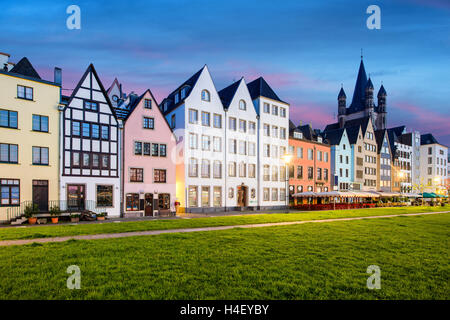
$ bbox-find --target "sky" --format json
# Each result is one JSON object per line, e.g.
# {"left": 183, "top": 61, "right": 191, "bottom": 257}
{"left": 1, "top": 0, "right": 449, "bottom": 146}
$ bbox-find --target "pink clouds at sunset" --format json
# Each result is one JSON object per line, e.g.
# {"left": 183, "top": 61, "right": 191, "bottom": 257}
{"left": 289, "top": 100, "right": 335, "bottom": 129}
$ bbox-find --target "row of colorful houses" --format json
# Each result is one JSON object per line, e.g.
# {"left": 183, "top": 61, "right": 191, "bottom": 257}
{"left": 0, "top": 53, "right": 448, "bottom": 221}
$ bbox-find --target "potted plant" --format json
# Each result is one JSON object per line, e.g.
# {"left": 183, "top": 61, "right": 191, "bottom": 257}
{"left": 70, "top": 213, "right": 80, "bottom": 223}
{"left": 97, "top": 212, "right": 107, "bottom": 221}
{"left": 24, "top": 204, "right": 38, "bottom": 225}
{"left": 49, "top": 205, "right": 61, "bottom": 224}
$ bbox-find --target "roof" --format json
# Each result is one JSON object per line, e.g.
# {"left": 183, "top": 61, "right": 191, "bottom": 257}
{"left": 375, "top": 129, "right": 387, "bottom": 153}
{"left": 114, "top": 93, "right": 142, "bottom": 120}
{"left": 377, "top": 84, "right": 386, "bottom": 97}
{"left": 9, "top": 57, "right": 41, "bottom": 79}
{"left": 160, "top": 66, "right": 204, "bottom": 115}
{"left": 389, "top": 125, "right": 405, "bottom": 137}
{"left": 218, "top": 78, "right": 242, "bottom": 108}
{"left": 348, "top": 59, "right": 368, "bottom": 113}
{"left": 324, "top": 116, "right": 371, "bottom": 137}
{"left": 291, "top": 124, "right": 328, "bottom": 144}
{"left": 345, "top": 125, "right": 361, "bottom": 145}
{"left": 386, "top": 128, "right": 399, "bottom": 157}
{"left": 247, "top": 77, "right": 287, "bottom": 104}
{"left": 322, "top": 128, "right": 345, "bottom": 145}
{"left": 366, "top": 77, "right": 373, "bottom": 89}
{"left": 420, "top": 133, "right": 440, "bottom": 146}
{"left": 338, "top": 87, "right": 346, "bottom": 99}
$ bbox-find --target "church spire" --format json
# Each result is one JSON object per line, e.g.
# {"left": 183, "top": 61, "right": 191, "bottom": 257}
{"left": 350, "top": 57, "right": 368, "bottom": 112}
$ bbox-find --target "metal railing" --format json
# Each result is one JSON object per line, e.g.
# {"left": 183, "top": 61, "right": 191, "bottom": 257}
{"left": 5, "top": 200, "right": 102, "bottom": 223}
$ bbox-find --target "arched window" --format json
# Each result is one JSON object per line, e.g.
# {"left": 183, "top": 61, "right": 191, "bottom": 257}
{"left": 201, "top": 90, "right": 210, "bottom": 102}
{"left": 239, "top": 99, "right": 246, "bottom": 110}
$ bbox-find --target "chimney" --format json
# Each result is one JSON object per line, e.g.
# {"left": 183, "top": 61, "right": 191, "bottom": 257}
{"left": 299, "top": 120, "right": 302, "bottom": 126}
{"left": 54, "top": 67, "right": 62, "bottom": 85}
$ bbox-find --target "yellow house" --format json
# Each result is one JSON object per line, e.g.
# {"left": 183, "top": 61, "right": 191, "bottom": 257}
{"left": 0, "top": 55, "right": 62, "bottom": 222}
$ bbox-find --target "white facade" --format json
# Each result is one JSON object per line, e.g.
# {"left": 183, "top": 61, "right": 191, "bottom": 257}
{"left": 253, "top": 97, "right": 290, "bottom": 209}
{"left": 221, "top": 79, "right": 258, "bottom": 209}
{"left": 420, "top": 142, "right": 448, "bottom": 193}
{"left": 394, "top": 141, "right": 412, "bottom": 193}
{"left": 164, "top": 66, "right": 226, "bottom": 212}
{"left": 60, "top": 65, "right": 121, "bottom": 217}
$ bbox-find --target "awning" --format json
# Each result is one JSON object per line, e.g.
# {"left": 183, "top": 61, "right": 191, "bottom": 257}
{"left": 292, "top": 192, "right": 317, "bottom": 197}
{"left": 401, "top": 193, "right": 421, "bottom": 198}
{"left": 376, "top": 192, "right": 402, "bottom": 197}
{"left": 421, "top": 193, "right": 437, "bottom": 198}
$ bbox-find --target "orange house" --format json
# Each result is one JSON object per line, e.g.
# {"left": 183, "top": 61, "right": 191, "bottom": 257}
{"left": 288, "top": 123, "right": 331, "bottom": 204}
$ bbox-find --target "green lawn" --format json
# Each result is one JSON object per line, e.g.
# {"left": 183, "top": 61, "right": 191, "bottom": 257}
{"left": 0, "top": 212, "right": 448, "bottom": 299}
{"left": 0, "top": 205, "right": 448, "bottom": 241}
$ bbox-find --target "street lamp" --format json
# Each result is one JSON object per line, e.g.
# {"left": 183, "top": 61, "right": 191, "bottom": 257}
{"left": 434, "top": 176, "right": 441, "bottom": 194}
{"left": 282, "top": 153, "right": 293, "bottom": 213}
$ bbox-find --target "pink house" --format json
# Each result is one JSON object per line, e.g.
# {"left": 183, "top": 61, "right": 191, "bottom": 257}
{"left": 120, "top": 89, "right": 176, "bottom": 217}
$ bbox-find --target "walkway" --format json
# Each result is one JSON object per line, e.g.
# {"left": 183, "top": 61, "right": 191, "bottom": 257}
{"left": 0, "top": 210, "right": 447, "bottom": 247}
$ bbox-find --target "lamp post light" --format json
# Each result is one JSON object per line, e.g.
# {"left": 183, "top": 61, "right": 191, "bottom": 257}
{"left": 282, "top": 153, "right": 293, "bottom": 213}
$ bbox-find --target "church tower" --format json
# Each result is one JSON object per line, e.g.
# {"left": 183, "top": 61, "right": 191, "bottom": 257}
{"left": 376, "top": 84, "right": 387, "bottom": 129}
{"left": 338, "top": 87, "right": 346, "bottom": 128}
{"left": 364, "top": 77, "right": 374, "bottom": 118}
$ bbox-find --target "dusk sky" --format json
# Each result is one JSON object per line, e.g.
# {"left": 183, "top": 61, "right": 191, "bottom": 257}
{"left": 1, "top": 0, "right": 449, "bottom": 146}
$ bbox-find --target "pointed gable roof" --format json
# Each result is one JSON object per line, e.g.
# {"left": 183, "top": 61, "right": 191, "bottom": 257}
{"left": 346, "top": 125, "right": 361, "bottom": 145}
{"left": 323, "top": 128, "right": 346, "bottom": 146}
{"left": 375, "top": 129, "right": 388, "bottom": 154}
{"left": 65, "top": 64, "right": 118, "bottom": 120}
{"left": 377, "top": 84, "right": 386, "bottom": 97}
{"left": 247, "top": 77, "right": 287, "bottom": 104}
{"left": 338, "top": 87, "right": 346, "bottom": 99}
{"left": 348, "top": 59, "right": 368, "bottom": 113}
{"left": 218, "top": 78, "right": 242, "bottom": 109}
{"left": 160, "top": 66, "right": 204, "bottom": 115}
{"left": 10, "top": 57, "right": 41, "bottom": 79}
{"left": 107, "top": 78, "right": 122, "bottom": 96}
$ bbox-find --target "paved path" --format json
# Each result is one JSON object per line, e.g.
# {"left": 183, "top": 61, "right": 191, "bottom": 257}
{"left": 0, "top": 211, "right": 448, "bottom": 247}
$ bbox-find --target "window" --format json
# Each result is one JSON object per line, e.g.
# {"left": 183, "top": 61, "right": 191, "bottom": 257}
{"left": 213, "top": 114, "right": 222, "bottom": 128}
{"left": 181, "top": 87, "right": 188, "bottom": 99}
{"left": 271, "top": 188, "right": 278, "bottom": 201}
{"left": 213, "top": 161, "right": 222, "bottom": 178}
{"left": 188, "top": 186, "right": 198, "bottom": 207}
{"left": 202, "top": 135, "right": 211, "bottom": 151}
{"left": 308, "top": 167, "right": 313, "bottom": 179}
{"left": 239, "top": 100, "right": 246, "bottom": 110}
{"left": 263, "top": 103, "right": 270, "bottom": 113}
{"left": 174, "top": 93, "right": 179, "bottom": 104}
{"left": 189, "top": 158, "right": 198, "bottom": 177}
{"left": 0, "top": 110, "right": 18, "bottom": 129}
{"left": 72, "top": 121, "right": 81, "bottom": 136}
{"left": 201, "top": 90, "right": 210, "bottom": 102}
{"left": 134, "top": 142, "right": 142, "bottom": 155}
{"left": 280, "top": 165, "right": 286, "bottom": 181}
{"left": 154, "top": 169, "right": 167, "bottom": 183}
{"left": 213, "top": 187, "right": 222, "bottom": 207}
{"left": 263, "top": 144, "right": 270, "bottom": 157}
{"left": 324, "top": 152, "right": 328, "bottom": 162}
{"left": 201, "top": 112, "right": 210, "bottom": 126}
{"left": 289, "top": 165, "right": 294, "bottom": 178}
{"left": 96, "top": 185, "right": 113, "bottom": 207}
{"left": 263, "top": 165, "right": 270, "bottom": 181}
{"left": 228, "top": 162, "right": 236, "bottom": 177}
{"left": 272, "top": 105, "right": 278, "bottom": 116}
{"left": 83, "top": 153, "right": 90, "bottom": 167}
{"left": 280, "top": 107, "right": 286, "bottom": 118}
{"left": 160, "top": 144, "right": 167, "bottom": 157}
{"left": 144, "top": 99, "right": 152, "bottom": 109}
{"left": 307, "top": 149, "right": 313, "bottom": 160}
{"left": 280, "top": 188, "right": 286, "bottom": 201}
{"left": 239, "top": 141, "right": 246, "bottom": 155}
{"left": 102, "top": 155, "right": 109, "bottom": 168}
{"left": 151, "top": 143, "right": 159, "bottom": 157}
{"left": 294, "top": 132, "right": 303, "bottom": 139}
{"left": 92, "top": 154, "right": 100, "bottom": 168}
{"left": 249, "top": 122, "right": 256, "bottom": 134}
{"left": 297, "top": 166, "right": 303, "bottom": 179}
{"left": 84, "top": 101, "right": 98, "bottom": 111}
{"left": 82, "top": 123, "right": 90, "bottom": 137}
{"left": 189, "top": 133, "right": 198, "bottom": 149}
{"left": 280, "top": 128, "right": 286, "bottom": 139}
{"left": 101, "top": 125, "right": 109, "bottom": 140}
{"left": 143, "top": 143, "right": 151, "bottom": 156}
{"left": 324, "top": 169, "right": 328, "bottom": 181}
{"left": 1, "top": 179, "right": 20, "bottom": 206}
{"left": 272, "top": 145, "right": 278, "bottom": 158}
{"left": 171, "top": 114, "right": 176, "bottom": 128}
{"left": 201, "top": 160, "right": 210, "bottom": 178}
{"left": 229, "top": 117, "right": 236, "bottom": 131}
{"left": 272, "top": 166, "right": 278, "bottom": 181}
{"left": 0, "top": 144, "right": 18, "bottom": 163}
{"left": 289, "top": 146, "right": 295, "bottom": 155}
{"left": 17, "top": 85, "right": 33, "bottom": 100}
{"left": 201, "top": 186, "right": 210, "bottom": 207}
{"left": 189, "top": 109, "right": 198, "bottom": 124}
{"left": 249, "top": 142, "right": 256, "bottom": 156}
{"left": 272, "top": 126, "right": 278, "bottom": 138}
{"left": 239, "top": 119, "right": 246, "bottom": 133}
{"left": 263, "top": 188, "right": 270, "bottom": 201}
{"left": 263, "top": 124, "right": 270, "bottom": 136}
{"left": 228, "top": 187, "right": 234, "bottom": 199}
{"left": 239, "top": 162, "right": 246, "bottom": 177}
{"left": 143, "top": 117, "right": 154, "bottom": 129}
{"left": 126, "top": 193, "right": 139, "bottom": 211}
{"left": 91, "top": 124, "right": 99, "bottom": 139}
{"left": 249, "top": 164, "right": 256, "bottom": 178}
{"left": 130, "top": 168, "right": 144, "bottom": 182}
{"left": 213, "top": 137, "right": 222, "bottom": 152}
{"left": 317, "top": 151, "right": 322, "bottom": 161}
{"left": 72, "top": 152, "right": 80, "bottom": 167}
{"left": 229, "top": 139, "right": 237, "bottom": 154}
{"left": 297, "top": 147, "right": 303, "bottom": 159}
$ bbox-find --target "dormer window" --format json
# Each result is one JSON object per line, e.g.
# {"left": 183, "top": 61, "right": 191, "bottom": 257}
{"left": 317, "top": 137, "right": 323, "bottom": 143}
{"left": 239, "top": 100, "right": 246, "bottom": 110}
{"left": 163, "top": 101, "right": 168, "bottom": 112}
{"left": 201, "top": 90, "right": 210, "bottom": 102}
{"left": 144, "top": 99, "right": 152, "bottom": 109}
{"left": 294, "top": 132, "right": 303, "bottom": 139}
{"left": 181, "top": 87, "right": 188, "bottom": 99}
{"left": 174, "top": 93, "right": 179, "bottom": 104}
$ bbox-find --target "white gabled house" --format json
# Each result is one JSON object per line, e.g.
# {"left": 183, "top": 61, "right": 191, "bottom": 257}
{"left": 247, "top": 77, "right": 290, "bottom": 209}
{"left": 60, "top": 64, "right": 121, "bottom": 216}
{"left": 161, "top": 65, "right": 226, "bottom": 213}
{"left": 218, "top": 78, "right": 258, "bottom": 209}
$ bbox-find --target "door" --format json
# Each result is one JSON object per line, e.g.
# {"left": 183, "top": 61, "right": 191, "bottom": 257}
{"left": 67, "top": 184, "right": 85, "bottom": 211}
{"left": 237, "top": 186, "right": 247, "bottom": 207}
{"left": 144, "top": 193, "right": 153, "bottom": 216}
{"left": 33, "top": 180, "right": 48, "bottom": 212}
{"left": 158, "top": 193, "right": 170, "bottom": 216}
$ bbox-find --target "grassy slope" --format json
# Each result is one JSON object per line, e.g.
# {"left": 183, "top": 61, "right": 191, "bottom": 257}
{"left": 0, "top": 206, "right": 448, "bottom": 241}
{"left": 0, "top": 213, "right": 448, "bottom": 299}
